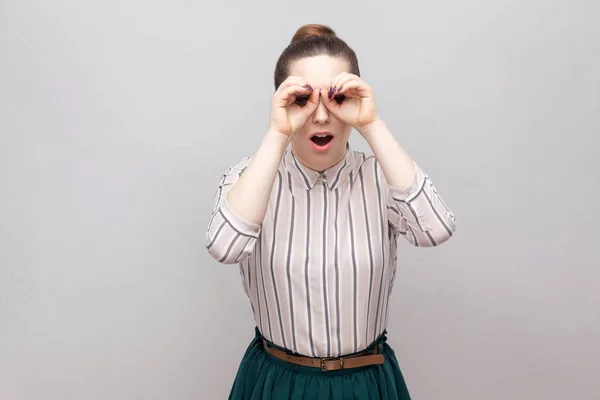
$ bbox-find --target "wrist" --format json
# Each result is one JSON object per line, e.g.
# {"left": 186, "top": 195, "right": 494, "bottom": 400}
{"left": 358, "top": 118, "right": 387, "bottom": 140}
{"left": 264, "top": 128, "right": 292, "bottom": 148}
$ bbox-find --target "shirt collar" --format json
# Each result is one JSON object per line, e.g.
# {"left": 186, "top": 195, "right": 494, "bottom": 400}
{"left": 283, "top": 143, "right": 355, "bottom": 191}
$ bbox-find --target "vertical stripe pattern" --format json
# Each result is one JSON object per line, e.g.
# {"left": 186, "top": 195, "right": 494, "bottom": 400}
{"left": 206, "top": 145, "right": 456, "bottom": 357}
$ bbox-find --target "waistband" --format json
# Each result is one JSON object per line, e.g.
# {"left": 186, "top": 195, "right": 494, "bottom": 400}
{"left": 253, "top": 326, "right": 388, "bottom": 359}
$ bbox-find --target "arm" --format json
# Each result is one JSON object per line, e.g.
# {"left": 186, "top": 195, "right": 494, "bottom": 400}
{"left": 321, "top": 72, "right": 456, "bottom": 247}
{"left": 226, "top": 129, "right": 291, "bottom": 225}
{"left": 360, "top": 119, "right": 456, "bottom": 247}
{"left": 205, "top": 130, "right": 289, "bottom": 264}
{"left": 223, "top": 75, "right": 320, "bottom": 225}
{"left": 206, "top": 76, "right": 319, "bottom": 263}
{"left": 360, "top": 119, "right": 416, "bottom": 187}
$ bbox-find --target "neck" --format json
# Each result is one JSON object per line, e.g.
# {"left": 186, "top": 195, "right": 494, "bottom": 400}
{"left": 291, "top": 143, "right": 346, "bottom": 172}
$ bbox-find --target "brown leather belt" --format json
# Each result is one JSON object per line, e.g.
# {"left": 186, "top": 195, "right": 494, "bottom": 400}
{"left": 262, "top": 339, "right": 385, "bottom": 371}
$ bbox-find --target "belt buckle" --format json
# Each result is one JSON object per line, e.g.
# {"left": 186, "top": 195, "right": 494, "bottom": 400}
{"left": 320, "top": 356, "right": 344, "bottom": 371}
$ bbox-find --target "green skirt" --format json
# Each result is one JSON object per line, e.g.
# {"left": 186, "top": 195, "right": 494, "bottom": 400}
{"left": 228, "top": 327, "right": 411, "bottom": 399}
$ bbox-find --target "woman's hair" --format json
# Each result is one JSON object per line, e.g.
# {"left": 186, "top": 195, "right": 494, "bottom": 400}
{"left": 273, "top": 24, "right": 360, "bottom": 90}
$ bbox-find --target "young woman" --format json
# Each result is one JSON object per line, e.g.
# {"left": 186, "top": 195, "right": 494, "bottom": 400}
{"left": 206, "top": 23, "right": 456, "bottom": 399}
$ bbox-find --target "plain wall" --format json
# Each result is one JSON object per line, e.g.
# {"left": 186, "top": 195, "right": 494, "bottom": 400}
{"left": 1, "top": 0, "right": 599, "bottom": 399}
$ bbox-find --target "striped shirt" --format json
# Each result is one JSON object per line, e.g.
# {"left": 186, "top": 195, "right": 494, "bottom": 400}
{"left": 205, "top": 144, "right": 456, "bottom": 358}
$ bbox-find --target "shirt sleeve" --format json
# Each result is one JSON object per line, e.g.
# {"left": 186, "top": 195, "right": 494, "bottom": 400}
{"left": 386, "top": 161, "right": 456, "bottom": 247}
{"left": 205, "top": 158, "right": 261, "bottom": 264}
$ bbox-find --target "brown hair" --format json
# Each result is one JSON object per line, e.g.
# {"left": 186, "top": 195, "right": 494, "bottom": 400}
{"left": 273, "top": 24, "right": 360, "bottom": 90}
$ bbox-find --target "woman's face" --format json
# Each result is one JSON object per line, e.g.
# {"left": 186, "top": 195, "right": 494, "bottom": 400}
{"left": 287, "top": 55, "right": 352, "bottom": 172}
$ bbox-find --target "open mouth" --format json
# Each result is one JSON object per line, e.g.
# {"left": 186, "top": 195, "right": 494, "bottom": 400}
{"left": 310, "top": 134, "right": 334, "bottom": 147}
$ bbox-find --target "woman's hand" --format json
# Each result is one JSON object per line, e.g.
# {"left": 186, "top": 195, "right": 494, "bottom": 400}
{"left": 320, "top": 73, "right": 380, "bottom": 134}
{"left": 269, "top": 76, "right": 319, "bottom": 137}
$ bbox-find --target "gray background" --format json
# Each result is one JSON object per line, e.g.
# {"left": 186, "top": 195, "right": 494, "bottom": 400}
{"left": 1, "top": 0, "right": 598, "bottom": 399}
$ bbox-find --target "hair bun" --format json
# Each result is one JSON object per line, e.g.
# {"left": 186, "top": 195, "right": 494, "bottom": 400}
{"left": 291, "top": 24, "right": 336, "bottom": 43}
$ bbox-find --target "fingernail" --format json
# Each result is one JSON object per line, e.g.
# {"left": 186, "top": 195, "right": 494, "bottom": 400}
{"left": 328, "top": 87, "right": 335, "bottom": 99}
{"left": 337, "top": 86, "right": 342, "bottom": 92}
{"left": 303, "top": 84, "right": 313, "bottom": 92}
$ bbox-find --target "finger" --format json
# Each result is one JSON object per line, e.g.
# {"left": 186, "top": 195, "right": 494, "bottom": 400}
{"left": 302, "top": 87, "right": 320, "bottom": 113}
{"left": 275, "top": 78, "right": 313, "bottom": 99}
{"left": 335, "top": 80, "right": 369, "bottom": 98}
{"left": 332, "top": 75, "right": 357, "bottom": 95}
{"left": 329, "top": 72, "right": 350, "bottom": 93}
{"left": 330, "top": 73, "right": 358, "bottom": 97}
{"left": 320, "top": 88, "right": 340, "bottom": 113}
{"left": 278, "top": 84, "right": 312, "bottom": 107}
{"left": 278, "top": 76, "right": 313, "bottom": 93}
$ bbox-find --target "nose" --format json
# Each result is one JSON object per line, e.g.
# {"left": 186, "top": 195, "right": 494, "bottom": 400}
{"left": 312, "top": 91, "right": 330, "bottom": 125}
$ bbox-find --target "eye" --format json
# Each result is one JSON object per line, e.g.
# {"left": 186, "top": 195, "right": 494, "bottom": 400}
{"left": 295, "top": 95, "right": 309, "bottom": 107}
{"left": 333, "top": 94, "right": 345, "bottom": 104}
